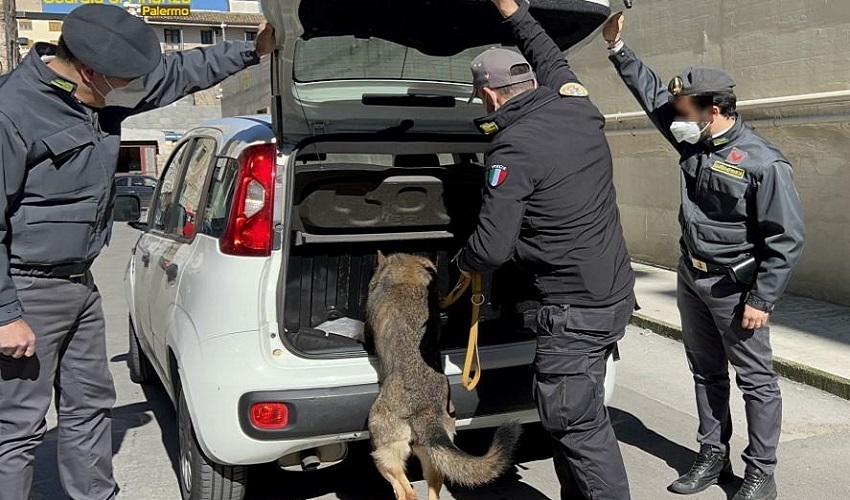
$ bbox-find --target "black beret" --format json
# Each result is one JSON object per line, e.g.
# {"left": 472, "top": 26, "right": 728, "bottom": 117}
{"left": 62, "top": 4, "right": 161, "bottom": 79}
{"left": 668, "top": 66, "right": 736, "bottom": 98}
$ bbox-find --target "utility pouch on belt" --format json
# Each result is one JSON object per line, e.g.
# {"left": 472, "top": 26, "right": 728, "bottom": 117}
{"left": 728, "top": 257, "right": 757, "bottom": 285}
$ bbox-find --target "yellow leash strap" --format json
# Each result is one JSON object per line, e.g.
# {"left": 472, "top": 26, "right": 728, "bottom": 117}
{"left": 461, "top": 273, "right": 484, "bottom": 391}
{"left": 439, "top": 272, "right": 471, "bottom": 309}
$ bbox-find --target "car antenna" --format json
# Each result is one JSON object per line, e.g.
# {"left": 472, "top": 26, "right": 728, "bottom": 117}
{"left": 623, "top": 0, "right": 633, "bottom": 7}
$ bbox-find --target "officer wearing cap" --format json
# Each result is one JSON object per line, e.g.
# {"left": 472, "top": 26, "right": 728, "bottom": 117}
{"left": 0, "top": 4, "right": 275, "bottom": 499}
{"left": 455, "top": 1, "right": 636, "bottom": 498}
{"left": 604, "top": 12, "right": 804, "bottom": 500}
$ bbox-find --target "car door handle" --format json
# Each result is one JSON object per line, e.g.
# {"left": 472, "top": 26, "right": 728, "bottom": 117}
{"left": 165, "top": 263, "right": 178, "bottom": 283}
{"left": 140, "top": 251, "right": 150, "bottom": 267}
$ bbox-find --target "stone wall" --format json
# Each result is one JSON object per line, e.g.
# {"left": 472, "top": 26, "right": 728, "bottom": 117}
{"left": 123, "top": 95, "right": 222, "bottom": 172}
{"left": 220, "top": 55, "right": 271, "bottom": 117}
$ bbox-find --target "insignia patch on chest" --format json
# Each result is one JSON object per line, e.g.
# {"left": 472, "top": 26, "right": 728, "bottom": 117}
{"left": 727, "top": 147, "right": 748, "bottom": 165}
{"left": 488, "top": 164, "right": 508, "bottom": 187}
{"left": 559, "top": 82, "right": 589, "bottom": 97}
{"left": 711, "top": 161, "right": 746, "bottom": 180}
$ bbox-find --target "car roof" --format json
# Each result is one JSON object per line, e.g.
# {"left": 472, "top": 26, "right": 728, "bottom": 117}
{"left": 189, "top": 115, "right": 275, "bottom": 159}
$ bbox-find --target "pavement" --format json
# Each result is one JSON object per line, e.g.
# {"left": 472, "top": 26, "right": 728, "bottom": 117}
{"left": 26, "top": 224, "right": 850, "bottom": 500}
{"left": 631, "top": 262, "right": 850, "bottom": 400}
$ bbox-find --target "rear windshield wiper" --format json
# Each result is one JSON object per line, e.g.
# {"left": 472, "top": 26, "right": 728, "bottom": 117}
{"left": 361, "top": 94, "right": 456, "bottom": 108}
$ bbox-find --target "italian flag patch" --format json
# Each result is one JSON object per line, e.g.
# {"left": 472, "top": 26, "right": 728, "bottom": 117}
{"left": 488, "top": 164, "right": 508, "bottom": 187}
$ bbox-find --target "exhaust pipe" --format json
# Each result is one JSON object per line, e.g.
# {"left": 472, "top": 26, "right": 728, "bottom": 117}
{"left": 299, "top": 450, "right": 321, "bottom": 471}
{"left": 277, "top": 442, "right": 349, "bottom": 472}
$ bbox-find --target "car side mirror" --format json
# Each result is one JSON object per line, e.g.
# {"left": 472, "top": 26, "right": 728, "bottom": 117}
{"left": 114, "top": 194, "right": 142, "bottom": 222}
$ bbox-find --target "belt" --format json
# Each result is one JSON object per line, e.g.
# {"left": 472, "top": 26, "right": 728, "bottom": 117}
{"left": 686, "top": 254, "right": 729, "bottom": 275}
{"left": 10, "top": 262, "right": 91, "bottom": 279}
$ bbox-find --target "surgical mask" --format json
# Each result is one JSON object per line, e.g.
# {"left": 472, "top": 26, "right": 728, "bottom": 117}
{"left": 669, "top": 120, "right": 711, "bottom": 144}
{"left": 93, "top": 74, "right": 147, "bottom": 108}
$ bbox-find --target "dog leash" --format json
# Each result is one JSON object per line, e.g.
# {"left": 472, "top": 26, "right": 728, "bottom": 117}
{"left": 440, "top": 272, "right": 484, "bottom": 392}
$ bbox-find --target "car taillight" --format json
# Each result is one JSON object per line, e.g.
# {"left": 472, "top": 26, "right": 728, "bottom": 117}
{"left": 249, "top": 402, "right": 289, "bottom": 430}
{"left": 220, "top": 143, "right": 276, "bottom": 256}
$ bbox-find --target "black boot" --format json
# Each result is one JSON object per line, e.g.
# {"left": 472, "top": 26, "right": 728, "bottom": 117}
{"left": 668, "top": 445, "right": 735, "bottom": 495}
{"left": 732, "top": 471, "right": 777, "bottom": 500}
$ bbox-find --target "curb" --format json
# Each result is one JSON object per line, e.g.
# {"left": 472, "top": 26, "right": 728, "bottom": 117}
{"left": 630, "top": 312, "right": 850, "bottom": 401}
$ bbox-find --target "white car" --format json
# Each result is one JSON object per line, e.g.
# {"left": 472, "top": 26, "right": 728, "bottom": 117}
{"left": 123, "top": 1, "right": 617, "bottom": 499}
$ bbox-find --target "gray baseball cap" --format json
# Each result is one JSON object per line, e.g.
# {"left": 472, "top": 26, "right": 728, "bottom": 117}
{"left": 469, "top": 47, "right": 535, "bottom": 103}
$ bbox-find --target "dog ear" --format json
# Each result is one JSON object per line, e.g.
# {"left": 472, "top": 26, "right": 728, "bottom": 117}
{"left": 377, "top": 250, "right": 387, "bottom": 266}
{"left": 419, "top": 256, "right": 437, "bottom": 272}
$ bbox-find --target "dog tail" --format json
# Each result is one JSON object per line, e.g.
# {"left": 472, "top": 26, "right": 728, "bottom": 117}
{"left": 417, "top": 419, "right": 522, "bottom": 488}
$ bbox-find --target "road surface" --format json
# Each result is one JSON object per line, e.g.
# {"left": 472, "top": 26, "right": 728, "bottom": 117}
{"left": 30, "top": 224, "right": 850, "bottom": 500}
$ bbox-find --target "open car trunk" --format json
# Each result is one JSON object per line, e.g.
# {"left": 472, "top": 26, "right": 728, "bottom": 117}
{"left": 263, "top": 0, "right": 615, "bottom": 356}
{"left": 281, "top": 152, "right": 542, "bottom": 357}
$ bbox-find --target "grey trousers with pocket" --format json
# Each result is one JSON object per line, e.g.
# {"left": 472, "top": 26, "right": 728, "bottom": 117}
{"left": 0, "top": 273, "right": 117, "bottom": 500}
{"left": 677, "top": 257, "right": 781, "bottom": 475}
{"left": 535, "top": 294, "right": 635, "bottom": 500}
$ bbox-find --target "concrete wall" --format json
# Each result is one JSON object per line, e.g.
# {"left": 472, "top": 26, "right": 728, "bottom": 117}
{"left": 560, "top": 0, "right": 850, "bottom": 306}
{"left": 220, "top": 0, "right": 850, "bottom": 306}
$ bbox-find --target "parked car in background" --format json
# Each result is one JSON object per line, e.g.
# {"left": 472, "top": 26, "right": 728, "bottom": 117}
{"left": 124, "top": 0, "right": 616, "bottom": 499}
{"left": 114, "top": 173, "right": 158, "bottom": 212}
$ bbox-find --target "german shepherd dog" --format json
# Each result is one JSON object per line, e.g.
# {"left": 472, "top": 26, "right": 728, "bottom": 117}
{"left": 367, "top": 252, "right": 521, "bottom": 500}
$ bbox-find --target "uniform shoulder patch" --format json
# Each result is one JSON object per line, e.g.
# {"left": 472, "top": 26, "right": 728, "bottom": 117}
{"left": 49, "top": 78, "right": 75, "bottom": 93}
{"left": 478, "top": 121, "right": 499, "bottom": 135}
{"left": 711, "top": 161, "right": 746, "bottom": 180}
{"left": 559, "top": 82, "right": 589, "bottom": 97}
{"left": 487, "top": 164, "right": 508, "bottom": 187}
{"left": 727, "top": 147, "right": 748, "bottom": 165}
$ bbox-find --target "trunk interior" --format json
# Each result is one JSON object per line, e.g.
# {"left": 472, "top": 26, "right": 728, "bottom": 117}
{"left": 282, "top": 152, "right": 540, "bottom": 357}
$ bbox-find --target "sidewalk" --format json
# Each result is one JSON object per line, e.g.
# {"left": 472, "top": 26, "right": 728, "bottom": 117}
{"left": 630, "top": 262, "right": 850, "bottom": 400}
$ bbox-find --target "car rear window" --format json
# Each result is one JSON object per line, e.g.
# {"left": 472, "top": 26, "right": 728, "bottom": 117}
{"left": 294, "top": 36, "right": 500, "bottom": 84}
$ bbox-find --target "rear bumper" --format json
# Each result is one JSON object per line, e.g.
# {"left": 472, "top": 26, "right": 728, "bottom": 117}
{"left": 238, "top": 364, "right": 536, "bottom": 440}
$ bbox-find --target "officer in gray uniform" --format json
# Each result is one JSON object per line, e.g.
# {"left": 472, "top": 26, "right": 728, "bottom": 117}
{"left": 603, "top": 13, "right": 804, "bottom": 500}
{"left": 0, "top": 5, "right": 274, "bottom": 499}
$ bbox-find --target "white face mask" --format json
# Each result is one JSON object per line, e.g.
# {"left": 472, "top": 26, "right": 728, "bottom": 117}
{"left": 669, "top": 120, "right": 711, "bottom": 144}
{"left": 94, "top": 74, "right": 147, "bottom": 109}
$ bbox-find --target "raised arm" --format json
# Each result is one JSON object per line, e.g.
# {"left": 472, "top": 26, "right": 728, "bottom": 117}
{"left": 490, "top": 0, "right": 580, "bottom": 90}
{"left": 603, "top": 13, "right": 680, "bottom": 148}
{"left": 130, "top": 22, "right": 275, "bottom": 114}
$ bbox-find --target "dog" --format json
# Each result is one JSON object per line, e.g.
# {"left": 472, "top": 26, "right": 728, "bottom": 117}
{"left": 366, "top": 251, "right": 521, "bottom": 500}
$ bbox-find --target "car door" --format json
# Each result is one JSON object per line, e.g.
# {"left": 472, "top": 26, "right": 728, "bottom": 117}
{"left": 133, "top": 139, "right": 194, "bottom": 372}
{"left": 147, "top": 136, "right": 219, "bottom": 364}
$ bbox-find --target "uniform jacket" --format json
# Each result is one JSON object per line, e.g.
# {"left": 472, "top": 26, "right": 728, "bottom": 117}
{"left": 609, "top": 44, "right": 805, "bottom": 311}
{"left": 0, "top": 41, "right": 260, "bottom": 324}
{"left": 457, "top": 2, "right": 634, "bottom": 308}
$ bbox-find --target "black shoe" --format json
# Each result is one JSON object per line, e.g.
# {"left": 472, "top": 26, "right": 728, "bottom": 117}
{"left": 668, "top": 445, "right": 735, "bottom": 495}
{"left": 732, "top": 471, "right": 777, "bottom": 500}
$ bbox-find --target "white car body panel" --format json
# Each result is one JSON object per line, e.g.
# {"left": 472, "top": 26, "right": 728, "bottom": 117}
{"left": 125, "top": 0, "right": 619, "bottom": 469}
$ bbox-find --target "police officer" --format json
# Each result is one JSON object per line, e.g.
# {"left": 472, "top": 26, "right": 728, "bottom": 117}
{"left": 604, "top": 12, "right": 805, "bottom": 500}
{"left": 0, "top": 5, "right": 274, "bottom": 499}
{"left": 455, "top": 1, "right": 636, "bottom": 498}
